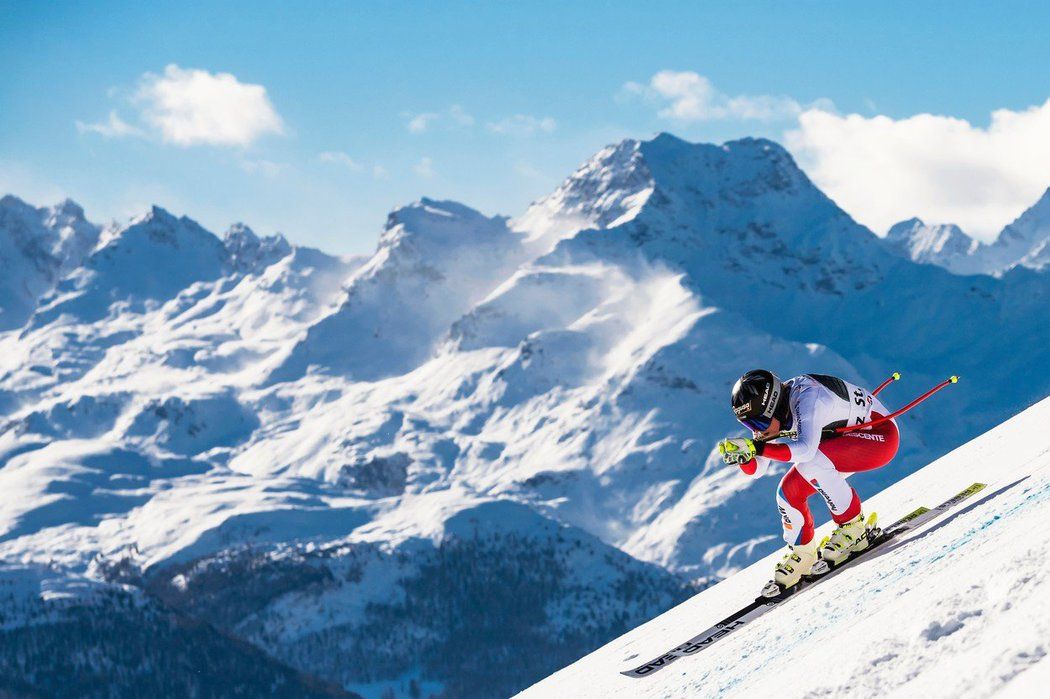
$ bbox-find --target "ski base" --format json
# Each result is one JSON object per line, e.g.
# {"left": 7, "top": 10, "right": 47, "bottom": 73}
{"left": 621, "top": 482, "right": 987, "bottom": 678}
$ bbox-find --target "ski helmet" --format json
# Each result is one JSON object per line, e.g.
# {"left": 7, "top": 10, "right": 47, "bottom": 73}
{"left": 731, "top": 369, "right": 787, "bottom": 432}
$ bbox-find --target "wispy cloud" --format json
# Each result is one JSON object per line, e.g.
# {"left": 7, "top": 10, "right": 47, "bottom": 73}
{"left": 77, "top": 64, "right": 285, "bottom": 148}
{"left": 407, "top": 112, "right": 440, "bottom": 134}
{"left": 486, "top": 114, "right": 556, "bottom": 136}
{"left": 319, "top": 150, "right": 363, "bottom": 171}
{"left": 786, "top": 99, "right": 1050, "bottom": 239}
{"left": 412, "top": 156, "right": 435, "bottom": 178}
{"left": 622, "top": 70, "right": 803, "bottom": 122}
{"left": 75, "top": 111, "right": 145, "bottom": 139}
{"left": 404, "top": 104, "right": 474, "bottom": 134}
{"left": 372, "top": 164, "right": 389, "bottom": 179}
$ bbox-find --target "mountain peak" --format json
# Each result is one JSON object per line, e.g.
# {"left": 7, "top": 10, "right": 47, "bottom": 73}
{"left": 647, "top": 132, "right": 688, "bottom": 148}
{"left": 883, "top": 218, "right": 978, "bottom": 269}
{"left": 1, "top": 193, "right": 32, "bottom": 212}
{"left": 224, "top": 222, "right": 259, "bottom": 245}
{"left": 987, "top": 188, "right": 1050, "bottom": 271}
{"left": 886, "top": 217, "right": 925, "bottom": 242}
{"left": 399, "top": 197, "right": 502, "bottom": 222}
{"left": 52, "top": 198, "right": 85, "bottom": 219}
{"left": 224, "top": 223, "right": 291, "bottom": 273}
{"left": 513, "top": 138, "right": 651, "bottom": 247}
{"left": 640, "top": 133, "right": 790, "bottom": 160}
{"left": 136, "top": 205, "right": 178, "bottom": 226}
{"left": 381, "top": 198, "right": 509, "bottom": 252}
{"left": 631, "top": 134, "right": 812, "bottom": 215}
{"left": 1001, "top": 188, "right": 1050, "bottom": 234}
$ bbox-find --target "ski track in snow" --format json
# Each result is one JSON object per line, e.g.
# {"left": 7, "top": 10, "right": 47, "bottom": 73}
{"left": 520, "top": 401, "right": 1050, "bottom": 698}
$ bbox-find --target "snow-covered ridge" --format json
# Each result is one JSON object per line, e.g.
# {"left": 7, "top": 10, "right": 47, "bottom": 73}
{"left": 985, "top": 187, "right": 1050, "bottom": 273}
{"left": 0, "top": 131, "right": 1048, "bottom": 696}
{"left": 0, "top": 195, "right": 100, "bottom": 330}
{"left": 514, "top": 138, "right": 654, "bottom": 251}
{"left": 884, "top": 218, "right": 983, "bottom": 273}
{"left": 520, "top": 396, "right": 1050, "bottom": 698}
{"left": 883, "top": 188, "right": 1050, "bottom": 276}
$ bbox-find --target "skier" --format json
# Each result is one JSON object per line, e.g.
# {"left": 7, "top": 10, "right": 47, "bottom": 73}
{"left": 717, "top": 370, "right": 899, "bottom": 593}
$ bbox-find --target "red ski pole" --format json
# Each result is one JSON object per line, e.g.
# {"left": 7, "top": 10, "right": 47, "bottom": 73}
{"left": 837, "top": 375, "right": 959, "bottom": 434}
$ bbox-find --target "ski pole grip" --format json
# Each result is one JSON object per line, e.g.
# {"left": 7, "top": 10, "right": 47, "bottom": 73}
{"left": 755, "top": 429, "right": 797, "bottom": 443}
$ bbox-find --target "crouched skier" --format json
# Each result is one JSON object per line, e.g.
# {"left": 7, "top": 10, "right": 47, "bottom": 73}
{"left": 717, "top": 370, "right": 900, "bottom": 594}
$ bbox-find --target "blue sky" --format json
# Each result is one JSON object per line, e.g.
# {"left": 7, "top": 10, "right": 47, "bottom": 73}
{"left": 4, "top": 1, "right": 1050, "bottom": 252}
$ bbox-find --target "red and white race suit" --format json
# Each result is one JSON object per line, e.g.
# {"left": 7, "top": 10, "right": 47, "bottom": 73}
{"left": 739, "top": 374, "right": 900, "bottom": 546}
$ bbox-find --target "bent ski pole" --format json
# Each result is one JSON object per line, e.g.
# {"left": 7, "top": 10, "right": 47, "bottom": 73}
{"left": 872, "top": 371, "right": 901, "bottom": 397}
{"left": 837, "top": 375, "right": 959, "bottom": 434}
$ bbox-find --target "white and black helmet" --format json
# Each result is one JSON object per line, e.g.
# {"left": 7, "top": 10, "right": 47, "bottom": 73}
{"left": 731, "top": 369, "right": 788, "bottom": 431}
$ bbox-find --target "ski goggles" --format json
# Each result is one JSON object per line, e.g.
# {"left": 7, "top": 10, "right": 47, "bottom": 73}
{"left": 738, "top": 415, "right": 772, "bottom": 433}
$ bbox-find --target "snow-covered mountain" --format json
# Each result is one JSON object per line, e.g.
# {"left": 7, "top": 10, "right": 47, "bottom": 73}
{"left": 883, "top": 188, "right": 1050, "bottom": 276}
{"left": 985, "top": 187, "right": 1050, "bottom": 273}
{"left": 0, "top": 133, "right": 1048, "bottom": 697}
{"left": 883, "top": 218, "right": 984, "bottom": 273}
{"left": 521, "top": 395, "right": 1050, "bottom": 698}
{"left": 0, "top": 195, "right": 100, "bottom": 331}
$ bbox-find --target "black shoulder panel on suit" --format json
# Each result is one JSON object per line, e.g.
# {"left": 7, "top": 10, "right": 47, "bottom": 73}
{"left": 807, "top": 374, "right": 850, "bottom": 401}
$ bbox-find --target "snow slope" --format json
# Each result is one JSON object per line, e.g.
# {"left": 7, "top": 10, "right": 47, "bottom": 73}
{"left": 520, "top": 395, "right": 1050, "bottom": 698}
{"left": 0, "top": 131, "right": 1048, "bottom": 696}
{"left": 986, "top": 188, "right": 1050, "bottom": 273}
{"left": 0, "top": 196, "right": 100, "bottom": 331}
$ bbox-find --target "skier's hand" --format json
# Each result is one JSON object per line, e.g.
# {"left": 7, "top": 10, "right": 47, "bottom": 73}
{"left": 718, "top": 437, "right": 757, "bottom": 466}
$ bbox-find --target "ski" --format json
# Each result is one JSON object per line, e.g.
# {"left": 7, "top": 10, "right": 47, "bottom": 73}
{"left": 621, "top": 482, "right": 988, "bottom": 678}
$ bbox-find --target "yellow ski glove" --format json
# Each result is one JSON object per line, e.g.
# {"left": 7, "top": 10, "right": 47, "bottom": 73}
{"left": 718, "top": 437, "right": 757, "bottom": 466}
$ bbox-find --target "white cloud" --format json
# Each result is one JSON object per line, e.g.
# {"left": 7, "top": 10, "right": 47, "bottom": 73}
{"left": 623, "top": 70, "right": 802, "bottom": 122}
{"left": 486, "top": 114, "right": 557, "bottom": 136}
{"left": 407, "top": 112, "right": 439, "bottom": 134}
{"left": 412, "top": 157, "right": 434, "bottom": 178}
{"left": 135, "top": 64, "right": 284, "bottom": 147}
{"left": 405, "top": 105, "right": 474, "bottom": 134}
{"left": 785, "top": 100, "right": 1050, "bottom": 239}
{"left": 319, "top": 150, "right": 363, "bottom": 171}
{"left": 372, "top": 164, "right": 389, "bottom": 180}
{"left": 75, "top": 111, "right": 145, "bottom": 139}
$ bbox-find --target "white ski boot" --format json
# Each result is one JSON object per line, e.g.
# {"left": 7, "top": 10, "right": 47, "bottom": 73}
{"left": 761, "top": 539, "right": 819, "bottom": 597}
{"left": 820, "top": 512, "right": 877, "bottom": 566}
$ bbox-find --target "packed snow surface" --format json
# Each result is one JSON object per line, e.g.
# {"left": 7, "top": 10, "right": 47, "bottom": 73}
{"left": 520, "top": 396, "right": 1050, "bottom": 698}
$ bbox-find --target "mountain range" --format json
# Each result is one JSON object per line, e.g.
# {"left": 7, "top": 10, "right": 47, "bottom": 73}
{"left": 883, "top": 188, "right": 1050, "bottom": 275}
{"left": 0, "top": 133, "right": 1048, "bottom": 698}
